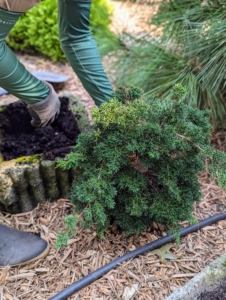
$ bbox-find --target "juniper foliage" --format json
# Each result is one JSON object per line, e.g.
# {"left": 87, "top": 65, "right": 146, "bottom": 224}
{"left": 57, "top": 86, "right": 226, "bottom": 238}
{"left": 55, "top": 215, "right": 79, "bottom": 249}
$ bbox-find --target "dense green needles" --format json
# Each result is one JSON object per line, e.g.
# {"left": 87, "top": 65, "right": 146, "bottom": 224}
{"left": 56, "top": 86, "right": 226, "bottom": 247}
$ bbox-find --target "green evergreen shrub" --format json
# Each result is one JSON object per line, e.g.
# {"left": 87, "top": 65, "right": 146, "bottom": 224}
{"left": 7, "top": 0, "right": 118, "bottom": 61}
{"left": 56, "top": 86, "right": 226, "bottom": 245}
{"left": 55, "top": 215, "right": 79, "bottom": 249}
{"left": 112, "top": 0, "right": 226, "bottom": 127}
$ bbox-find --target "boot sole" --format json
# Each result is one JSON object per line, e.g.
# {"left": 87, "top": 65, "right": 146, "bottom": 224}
{"left": 10, "top": 241, "right": 50, "bottom": 268}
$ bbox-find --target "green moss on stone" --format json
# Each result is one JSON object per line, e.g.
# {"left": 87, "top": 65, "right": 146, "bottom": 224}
{"left": 16, "top": 154, "right": 40, "bottom": 164}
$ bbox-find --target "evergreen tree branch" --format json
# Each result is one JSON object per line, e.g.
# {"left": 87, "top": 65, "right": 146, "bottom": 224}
{"left": 175, "top": 132, "right": 204, "bottom": 151}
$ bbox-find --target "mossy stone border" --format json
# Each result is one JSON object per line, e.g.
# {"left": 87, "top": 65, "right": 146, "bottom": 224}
{"left": 166, "top": 254, "right": 226, "bottom": 300}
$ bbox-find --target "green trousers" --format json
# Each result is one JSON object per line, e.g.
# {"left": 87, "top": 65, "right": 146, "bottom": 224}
{"left": 0, "top": 0, "right": 113, "bottom": 106}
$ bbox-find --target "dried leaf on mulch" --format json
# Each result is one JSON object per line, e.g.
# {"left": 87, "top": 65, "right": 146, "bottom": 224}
{"left": 152, "top": 244, "right": 180, "bottom": 263}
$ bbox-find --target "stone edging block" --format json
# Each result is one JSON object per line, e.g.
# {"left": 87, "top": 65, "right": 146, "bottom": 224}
{"left": 165, "top": 254, "right": 226, "bottom": 300}
{"left": 0, "top": 94, "right": 89, "bottom": 213}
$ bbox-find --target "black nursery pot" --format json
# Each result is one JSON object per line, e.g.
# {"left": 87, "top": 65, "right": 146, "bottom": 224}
{"left": 0, "top": 94, "right": 90, "bottom": 213}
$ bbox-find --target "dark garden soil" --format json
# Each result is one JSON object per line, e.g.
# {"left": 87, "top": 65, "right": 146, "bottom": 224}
{"left": 198, "top": 278, "right": 226, "bottom": 300}
{"left": 0, "top": 97, "right": 80, "bottom": 161}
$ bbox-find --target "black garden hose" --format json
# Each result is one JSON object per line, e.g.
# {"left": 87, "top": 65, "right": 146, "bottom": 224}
{"left": 50, "top": 212, "right": 226, "bottom": 300}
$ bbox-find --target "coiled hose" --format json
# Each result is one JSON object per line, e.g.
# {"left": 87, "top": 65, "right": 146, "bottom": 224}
{"left": 50, "top": 212, "right": 226, "bottom": 300}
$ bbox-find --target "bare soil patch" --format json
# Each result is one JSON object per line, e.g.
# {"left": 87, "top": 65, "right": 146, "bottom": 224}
{"left": 198, "top": 278, "right": 226, "bottom": 300}
{"left": 109, "top": 0, "right": 158, "bottom": 36}
{"left": 0, "top": 97, "right": 80, "bottom": 161}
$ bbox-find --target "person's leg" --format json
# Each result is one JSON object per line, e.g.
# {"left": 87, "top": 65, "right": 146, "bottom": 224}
{"left": 0, "top": 5, "right": 60, "bottom": 127}
{"left": 58, "top": 0, "right": 113, "bottom": 106}
{"left": 0, "top": 0, "right": 40, "bottom": 13}
{"left": 0, "top": 7, "right": 49, "bottom": 104}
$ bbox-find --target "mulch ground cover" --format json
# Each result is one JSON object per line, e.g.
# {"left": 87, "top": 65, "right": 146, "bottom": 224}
{"left": 0, "top": 164, "right": 226, "bottom": 300}
{"left": 0, "top": 111, "right": 226, "bottom": 299}
{"left": 0, "top": 2, "right": 226, "bottom": 299}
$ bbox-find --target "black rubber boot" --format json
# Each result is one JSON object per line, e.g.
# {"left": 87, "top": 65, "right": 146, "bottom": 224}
{"left": 0, "top": 224, "right": 49, "bottom": 267}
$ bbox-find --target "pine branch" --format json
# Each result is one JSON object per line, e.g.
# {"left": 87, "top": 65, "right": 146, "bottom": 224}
{"left": 175, "top": 132, "right": 204, "bottom": 151}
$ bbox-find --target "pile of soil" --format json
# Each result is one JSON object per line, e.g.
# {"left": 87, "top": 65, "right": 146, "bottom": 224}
{"left": 0, "top": 97, "right": 80, "bottom": 160}
{"left": 198, "top": 278, "right": 226, "bottom": 300}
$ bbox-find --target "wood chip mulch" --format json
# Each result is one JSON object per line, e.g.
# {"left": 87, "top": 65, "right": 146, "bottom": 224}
{"left": 0, "top": 2, "right": 226, "bottom": 299}
{"left": 0, "top": 134, "right": 226, "bottom": 300}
